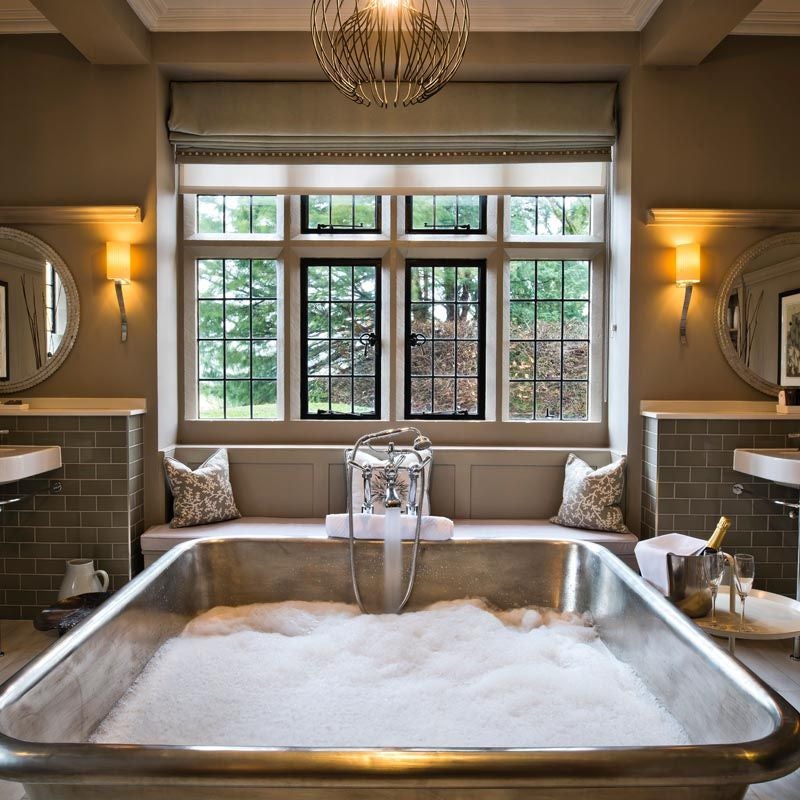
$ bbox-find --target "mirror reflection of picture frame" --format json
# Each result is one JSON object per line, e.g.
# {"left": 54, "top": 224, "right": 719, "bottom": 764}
{"left": 779, "top": 288, "right": 800, "bottom": 386}
{"left": 0, "top": 279, "right": 8, "bottom": 381}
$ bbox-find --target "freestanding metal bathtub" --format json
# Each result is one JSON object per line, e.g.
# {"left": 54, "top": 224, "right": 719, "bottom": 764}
{"left": 0, "top": 537, "right": 798, "bottom": 800}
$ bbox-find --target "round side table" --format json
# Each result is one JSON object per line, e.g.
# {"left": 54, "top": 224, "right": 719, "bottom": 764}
{"left": 696, "top": 586, "right": 800, "bottom": 657}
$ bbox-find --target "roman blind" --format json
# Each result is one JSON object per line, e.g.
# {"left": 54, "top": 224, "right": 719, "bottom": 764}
{"left": 169, "top": 81, "right": 617, "bottom": 164}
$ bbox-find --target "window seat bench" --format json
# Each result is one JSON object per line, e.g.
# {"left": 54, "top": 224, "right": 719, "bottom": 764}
{"left": 141, "top": 518, "right": 638, "bottom": 569}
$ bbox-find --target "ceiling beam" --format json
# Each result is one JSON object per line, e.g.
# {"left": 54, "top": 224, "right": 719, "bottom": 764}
{"left": 152, "top": 31, "right": 639, "bottom": 81}
{"left": 28, "top": 0, "right": 151, "bottom": 65}
{"left": 641, "top": 0, "right": 761, "bottom": 66}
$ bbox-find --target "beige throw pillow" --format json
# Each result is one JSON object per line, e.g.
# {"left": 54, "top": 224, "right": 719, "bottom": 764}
{"left": 164, "top": 449, "right": 241, "bottom": 529}
{"left": 550, "top": 453, "right": 629, "bottom": 533}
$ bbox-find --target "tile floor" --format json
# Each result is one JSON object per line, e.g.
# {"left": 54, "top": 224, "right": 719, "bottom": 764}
{"left": 0, "top": 623, "right": 797, "bottom": 799}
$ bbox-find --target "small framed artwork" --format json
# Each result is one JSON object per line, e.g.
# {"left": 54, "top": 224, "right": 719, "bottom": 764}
{"left": 0, "top": 280, "right": 8, "bottom": 381}
{"left": 779, "top": 288, "right": 800, "bottom": 386}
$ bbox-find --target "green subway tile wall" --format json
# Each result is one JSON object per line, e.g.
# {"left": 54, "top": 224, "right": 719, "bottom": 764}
{"left": 642, "top": 416, "right": 799, "bottom": 597}
{"left": 0, "top": 415, "right": 145, "bottom": 619}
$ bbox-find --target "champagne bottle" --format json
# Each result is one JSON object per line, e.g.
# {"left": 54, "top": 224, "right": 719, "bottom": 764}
{"left": 697, "top": 516, "right": 731, "bottom": 554}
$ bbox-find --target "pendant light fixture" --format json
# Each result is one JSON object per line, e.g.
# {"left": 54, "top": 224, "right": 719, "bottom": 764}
{"left": 310, "top": 0, "right": 470, "bottom": 108}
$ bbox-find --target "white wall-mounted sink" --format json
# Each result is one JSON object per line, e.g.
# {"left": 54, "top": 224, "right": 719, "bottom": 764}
{"left": 0, "top": 446, "right": 61, "bottom": 484}
{"left": 733, "top": 448, "right": 800, "bottom": 487}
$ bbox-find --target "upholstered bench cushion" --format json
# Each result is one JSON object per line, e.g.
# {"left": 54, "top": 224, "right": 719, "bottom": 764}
{"left": 141, "top": 517, "right": 638, "bottom": 568}
{"left": 142, "top": 517, "right": 327, "bottom": 553}
{"left": 450, "top": 519, "right": 638, "bottom": 556}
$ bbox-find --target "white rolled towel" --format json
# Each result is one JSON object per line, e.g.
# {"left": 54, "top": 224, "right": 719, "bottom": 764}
{"left": 634, "top": 532, "right": 707, "bottom": 595}
{"left": 325, "top": 513, "right": 454, "bottom": 541}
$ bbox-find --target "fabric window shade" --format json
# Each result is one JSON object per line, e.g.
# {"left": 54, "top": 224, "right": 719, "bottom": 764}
{"left": 178, "top": 161, "right": 608, "bottom": 194}
{"left": 169, "top": 82, "right": 617, "bottom": 164}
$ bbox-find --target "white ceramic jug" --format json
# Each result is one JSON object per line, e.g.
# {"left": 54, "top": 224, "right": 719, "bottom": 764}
{"left": 57, "top": 559, "right": 110, "bottom": 600}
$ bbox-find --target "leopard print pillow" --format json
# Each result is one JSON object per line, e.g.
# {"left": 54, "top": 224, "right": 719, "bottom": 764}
{"left": 550, "top": 453, "right": 629, "bottom": 533}
{"left": 164, "top": 449, "right": 241, "bottom": 529}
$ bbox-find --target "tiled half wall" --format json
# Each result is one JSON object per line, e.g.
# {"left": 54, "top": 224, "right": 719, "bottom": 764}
{"left": 642, "top": 416, "right": 799, "bottom": 597}
{"left": 0, "top": 415, "right": 144, "bottom": 619}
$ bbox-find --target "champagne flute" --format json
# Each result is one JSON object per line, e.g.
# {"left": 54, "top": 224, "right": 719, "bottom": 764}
{"left": 707, "top": 551, "right": 726, "bottom": 625}
{"left": 734, "top": 554, "right": 755, "bottom": 631}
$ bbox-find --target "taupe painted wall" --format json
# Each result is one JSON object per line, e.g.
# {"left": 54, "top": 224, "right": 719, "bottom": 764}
{"left": 2, "top": 32, "right": 800, "bottom": 536}
{"left": 625, "top": 36, "right": 800, "bottom": 531}
{"left": 0, "top": 35, "right": 170, "bottom": 525}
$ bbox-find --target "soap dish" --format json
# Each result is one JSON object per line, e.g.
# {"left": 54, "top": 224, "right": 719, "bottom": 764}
{"left": 0, "top": 402, "right": 29, "bottom": 411}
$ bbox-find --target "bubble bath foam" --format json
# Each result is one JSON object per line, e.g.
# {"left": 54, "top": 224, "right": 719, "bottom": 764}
{"left": 92, "top": 599, "right": 689, "bottom": 748}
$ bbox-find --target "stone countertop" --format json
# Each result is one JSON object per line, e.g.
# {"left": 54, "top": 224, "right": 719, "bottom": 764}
{"left": 0, "top": 398, "right": 146, "bottom": 417}
{"left": 641, "top": 400, "right": 800, "bottom": 420}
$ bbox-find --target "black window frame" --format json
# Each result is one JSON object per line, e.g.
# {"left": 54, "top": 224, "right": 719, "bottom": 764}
{"left": 300, "top": 258, "right": 382, "bottom": 420}
{"left": 300, "top": 195, "right": 383, "bottom": 235}
{"left": 405, "top": 195, "right": 488, "bottom": 235}
{"left": 404, "top": 259, "right": 487, "bottom": 421}
{"left": 45, "top": 261, "right": 56, "bottom": 334}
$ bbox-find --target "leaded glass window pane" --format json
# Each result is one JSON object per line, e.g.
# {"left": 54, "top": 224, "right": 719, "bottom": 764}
{"left": 509, "top": 196, "right": 592, "bottom": 237}
{"left": 196, "top": 196, "right": 278, "bottom": 235}
{"left": 301, "top": 195, "right": 381, "bottom": 234}
{"left": 406, "top": 196, "right": 487, "bottom": 234}
{"left": 196, "top": 258, "right": 279, "bottom": 419}
{"left": 301, "top": 260, "right": 381, "bottom": 418}
{"left": 406, "top": 260, "right": 486, "bottom": 418}
{"left": 508, "top": 260, "right": 591, "bottom": 421}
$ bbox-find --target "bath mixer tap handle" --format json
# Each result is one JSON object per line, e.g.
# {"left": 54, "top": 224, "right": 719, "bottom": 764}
{"left": 407, "top": 464, "right": 421, "bottom": 515}
{"left": 361, "top": 464, "right": 374, "bottom": 514}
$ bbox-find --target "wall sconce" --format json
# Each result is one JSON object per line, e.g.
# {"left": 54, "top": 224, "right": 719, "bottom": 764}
{"left": 106, "top": 242, "right": 130, "bottom": 343}
{"left": 676, "top": 242, "right": 701, "bottom": 345}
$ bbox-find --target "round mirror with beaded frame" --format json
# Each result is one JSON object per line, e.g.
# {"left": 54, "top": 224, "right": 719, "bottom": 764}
{"left": 714, "top": 231, "right": 800, "bottom": 398}
{"left": 0, "top": 227, "right": 80, "bottom": 393}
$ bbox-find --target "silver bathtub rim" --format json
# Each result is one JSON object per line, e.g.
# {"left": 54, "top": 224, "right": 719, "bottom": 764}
{"left": 0, "top": 536, "right": 798, "bottom": 789}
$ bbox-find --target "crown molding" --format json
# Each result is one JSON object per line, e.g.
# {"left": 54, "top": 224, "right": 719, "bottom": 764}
{"left": 0, "top": 206, "right": 142, "bottom": 224}
{"left": 629, "top": 0, "right": 663, "bottom": 30}
{"left": 0, "top": 6, "right": 56, "bottom": 34}
{"left": 5, "top": 0, "right": 798, "bottom": 36}
{"left": 0, "top": 246, "right": 44, "bottom": 274}
{"left": 125, "top": 0, "right": 167, "bottom": 30}
{"left": 733, "top": 11, "right": 800, "bottom": 36}
{"left": 743, "top": 253, "right": 800, "bottom": 287}
{"left": 647, "top": 208, "right": 800, "bottom": 228}
{"left": 126, "top": 0, "right": 663, "bottom": 32}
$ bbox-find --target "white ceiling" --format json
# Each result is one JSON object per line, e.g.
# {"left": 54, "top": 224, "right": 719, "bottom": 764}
{"left": 0, "top": 0, "right": 798, "bottom": 35}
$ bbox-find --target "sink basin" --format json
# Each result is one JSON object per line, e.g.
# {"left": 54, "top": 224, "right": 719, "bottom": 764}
{"left": 0, "top": 445, "right": 61, "bottom": 484}
{"left": 733, "top": 448, "right": 800, "bottom": 487}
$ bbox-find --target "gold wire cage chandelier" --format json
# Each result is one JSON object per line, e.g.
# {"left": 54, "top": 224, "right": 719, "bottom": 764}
{"left": 310, "top": 0, "right": 470, "bottom": 108}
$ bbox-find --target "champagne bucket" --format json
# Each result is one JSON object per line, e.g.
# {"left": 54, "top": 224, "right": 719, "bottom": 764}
{"left": 666, "top": 552, "right": 713, "bottom": 618}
